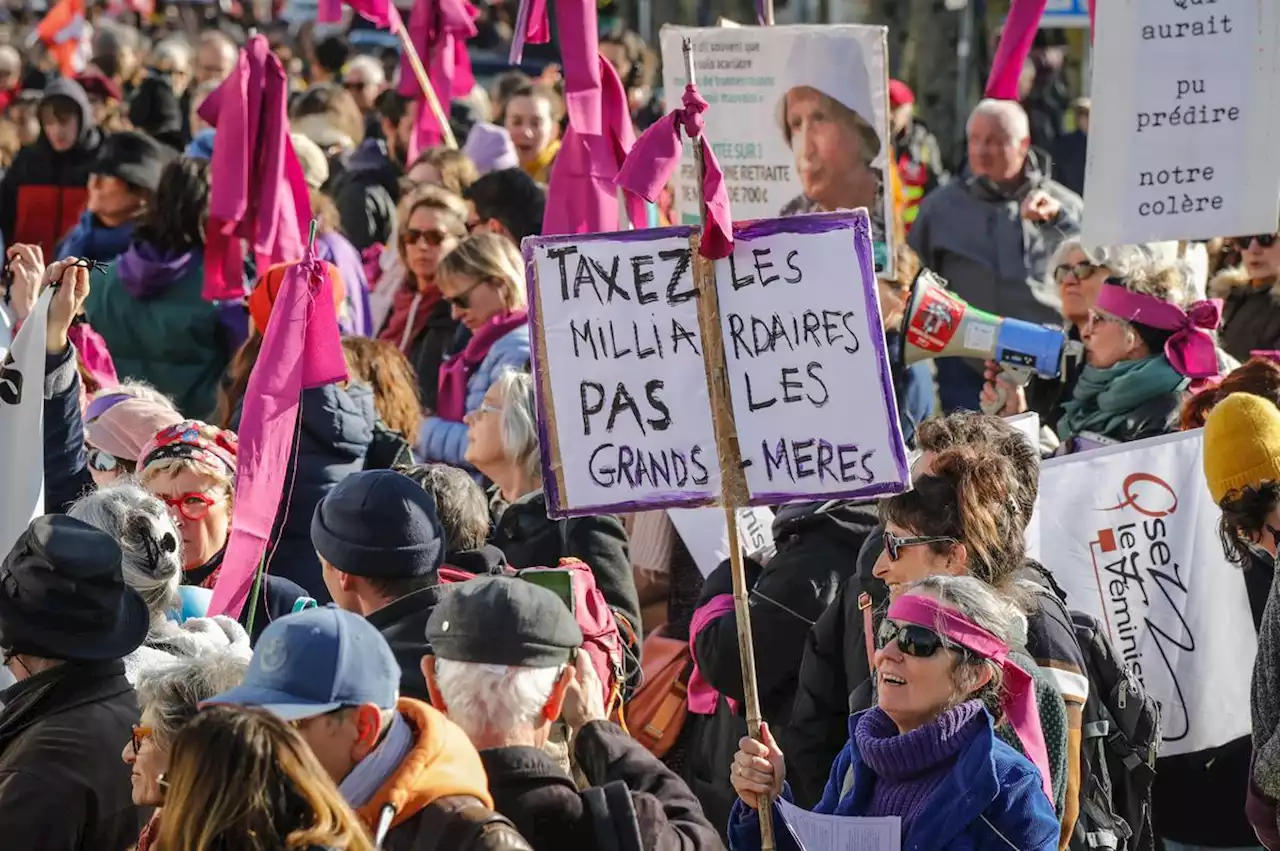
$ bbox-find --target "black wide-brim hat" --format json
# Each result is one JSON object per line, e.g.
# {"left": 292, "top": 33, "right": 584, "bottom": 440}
{"left": 0, "top": 515, "right": 149, "bottom": 662}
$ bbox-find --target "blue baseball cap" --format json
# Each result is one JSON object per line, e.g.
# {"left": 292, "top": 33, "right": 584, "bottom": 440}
{"left": 204, "top": 606, "right": 399, "bottom": 721}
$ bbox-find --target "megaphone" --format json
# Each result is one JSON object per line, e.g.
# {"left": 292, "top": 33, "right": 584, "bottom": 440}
{"left": 901, "top": 269, "right": 1077, "bottom": 414}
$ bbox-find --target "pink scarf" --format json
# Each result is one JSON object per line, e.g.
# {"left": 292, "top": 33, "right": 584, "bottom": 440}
{"left": 688, "top": 594, "right": 741, "bottom": 715}
{"left": 208, "top": 244, "right": 348, "bottom": 620}
{"left": 436, "top": 308, "right": 528, "bottom": 422}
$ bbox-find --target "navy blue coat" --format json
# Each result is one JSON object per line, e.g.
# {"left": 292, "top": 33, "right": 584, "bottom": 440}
{"left": 728, "top": 709, "right": 1058, "bottom": 851}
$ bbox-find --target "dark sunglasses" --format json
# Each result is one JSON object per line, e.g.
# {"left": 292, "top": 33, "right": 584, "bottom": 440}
{"left": 405, "top": 228, "right": 450, "bottom": 247}
{"left": 87, "top": 447, "right": 135, "bottom": 474}
{"left": 877, "top": 619, "right": 952, "bottom": 658}
{"left": 1053, "top": 261, "right": 1099, "bottom": 284}
{"left": 1235, "top": 234, "right": 1279, "bottom": 249}
{"left": 882, "top": 529, "right": 958, "bottom": 562}
{"left": 446, "top": 279, "right": 488, "bottom": 310}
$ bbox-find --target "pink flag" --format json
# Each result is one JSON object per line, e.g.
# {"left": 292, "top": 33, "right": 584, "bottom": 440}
{"left": 318, "top": 0, "right": 397, "bottom": 29}
{"left": 508, "top": 0, "right": 549, "bottom": 64}
{"left": 397, "top": 0, "right": 477, "bottom": 157}
{"left": 208, "top": 250, "right": 349, "bottom": 621}
{"left": 617, "top": 84, "right": 733, "bottom": 259}
{"left": 985, "top": 0, "right": 1048, "bottom": 99}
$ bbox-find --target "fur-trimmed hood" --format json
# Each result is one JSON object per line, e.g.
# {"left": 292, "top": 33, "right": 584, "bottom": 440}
{"left": 1209, "top": 266, "right": 1280, "bottom": 303}
{"left": 123, "top": 615, "right": 252, "bottom": 685}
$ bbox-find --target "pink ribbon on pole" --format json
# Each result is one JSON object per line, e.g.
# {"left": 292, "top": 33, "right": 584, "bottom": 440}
{"left": 985, "top": 0, "right": 1049, "bottom": 99}
{"left": 317, "top": 0, "right": 397, "bottom": 29}
{"left": 507, "top": 0, "right": 550, "bottom": 65}
{"left": 617, "top": 84, "right": 733, "bottom": 259}
{"left": 398, "top": 0, "right": 477, "bottom": 158}
{"left": 207, "top": 249, "right": 349, "bottom": 621}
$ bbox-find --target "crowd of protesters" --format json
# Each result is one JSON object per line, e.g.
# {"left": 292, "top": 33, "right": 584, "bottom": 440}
{"left": 2, "top": 7, "right": 1280, "bottom": 851}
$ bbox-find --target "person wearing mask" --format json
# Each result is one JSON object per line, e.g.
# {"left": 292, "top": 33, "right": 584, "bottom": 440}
{"left": 469, "top": 368, "right": 642, "bottom": 651}
{"left": 1211, "top": 228, "right": 1280, "bottom": 363}
{"left": 84, "top": 157, "right": 240, "bottom": 419}
{"left": 462, "top": 167, "right": 546, "bottom": 246}
{"left": 378, "top": 186, "right": 467, "bottom": 413}
{"left": 0, "top": 78, "right": 104, "bottom": 257}
{"left": 888, "top": 79, "right": 946, "bottom": 236}
{"left": 152, "top": 706, "right": 376, "bottom": 851}
{"left": 68, "top": 483, "right": 251, "bottom": 670}
{"left": 123, "top": 652, "right": 249, "bottom": 851}
{"left": 423, "top": 575, "right": 724, "bottom": 850}
{"left": 331, "top": 89, "right": 413, "bottom": 251}
{"left": 135, "top": 420, "right": 314, "bottom": 638}
{"left": 315, "top": 468, "right": 497, "bottom": 701}
{"left": 0, "top": 515, "right": 149, "bottom": 850}
{"left": 729, "top": 576, "right": 1059, "bottom": 851}
{"left": 206, "top": 607, "right": 532, "bottom": 849}
{"left": 910, "top": 99, "right": 1082, "bottom": 411}
{"left": 56, "top": 130, "right": 172, "bottom": 264}
{"left": 503, "top": 81, "right": 562, "bottom": 184}
{"left": 422, "top": 233, "right": 530, "bottom": 466}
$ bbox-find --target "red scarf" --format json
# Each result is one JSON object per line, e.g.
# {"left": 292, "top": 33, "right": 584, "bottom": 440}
{"left": 379, "top": 281, "right": 444, "bottom": 354}
{"left": 436, "top": 309, "right": 529, "bottom": 422}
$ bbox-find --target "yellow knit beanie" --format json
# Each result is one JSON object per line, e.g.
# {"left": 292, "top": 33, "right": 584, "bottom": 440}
{"left": 1203, "top": 392, "right": 1280, "bottom": 503}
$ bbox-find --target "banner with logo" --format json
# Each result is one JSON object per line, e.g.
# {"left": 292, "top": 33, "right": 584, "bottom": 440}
{"left": 1031, "top": 429, "right": 1255, "bottom": 756}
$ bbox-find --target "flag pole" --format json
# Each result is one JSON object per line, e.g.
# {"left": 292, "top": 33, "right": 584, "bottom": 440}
{"left": 391, "top": 8, "right": 458, "bottom": 150}
{"left": 682, "top": 37, "right": 776, "bottom": 851}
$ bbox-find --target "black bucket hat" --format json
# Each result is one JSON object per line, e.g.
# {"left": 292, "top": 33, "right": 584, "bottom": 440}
{"left": 0, "top": 515, "right": 149, "bottom": 661}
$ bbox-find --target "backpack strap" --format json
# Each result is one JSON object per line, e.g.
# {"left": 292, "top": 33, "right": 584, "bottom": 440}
{"left": 413, "top": 794, "right": 528, "bottom": 851}
{"left": 582, "top": 781, "right": 643, "bottom": 851}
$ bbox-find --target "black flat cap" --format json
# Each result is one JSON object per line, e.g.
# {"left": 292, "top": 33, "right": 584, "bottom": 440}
{"left": 426, "top": 576, "right": 583, "bottom": 667}
{"left": 93, "top": 131, "right": 172, "bottom": 193}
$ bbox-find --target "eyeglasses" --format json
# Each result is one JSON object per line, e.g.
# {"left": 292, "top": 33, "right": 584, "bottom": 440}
{"left": 877, "top": 619, "right": 952, "bottom": 659}
{"left": 130, "top": 724, "right": 154, "bottom": 755}
{"left": 882, "top": 529, "right": 958, "bottom": 562}
{"left": 1053, "top": 261, "right": 1100, "bottom": 284}
{"left": 465, "top": 402, "right": 502, "bottom": 424}
{"left": 405, "top": 228, "right": 451, "bottom": 247}
{"left": 343, "top": 79, "right": 372, "bottom": 91}
{"left": 87, "top": 447, "right": 135, "bottom": 474}
{"left": 1235, "top": 234, "right": 1279, "bottom": 250}
{"left": 446, "top": 279, "right": 487, "bottom": 310}
{"left": 159, "top": 491, "right": 220, "bottom": 521}
{"left": 1085, "top": 308, "right": 1125, "bottom": 330}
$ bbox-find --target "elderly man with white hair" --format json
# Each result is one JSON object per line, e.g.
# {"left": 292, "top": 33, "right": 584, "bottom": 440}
{"left": 910, "top": 98, "right": 1083, "bottom": 411}
{"left": 423, "top": 574, "right": 724, "bottom": 850}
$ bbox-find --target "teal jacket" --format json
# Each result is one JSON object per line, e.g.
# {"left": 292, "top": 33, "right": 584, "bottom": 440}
{"left": 84, "top": 243, "right": 237, "bottom": 419}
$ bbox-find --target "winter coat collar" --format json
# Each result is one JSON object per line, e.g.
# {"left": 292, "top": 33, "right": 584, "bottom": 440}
{"left": 0, "top": 660, "right": 131, "bottom": 750}
{"left": 1209, "top": 266, "right": 1280, "bottom": 303}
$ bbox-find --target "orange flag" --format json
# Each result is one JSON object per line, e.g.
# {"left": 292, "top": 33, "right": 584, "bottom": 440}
{"left": 36, "top": 0, "right": 91, "bottom": 78}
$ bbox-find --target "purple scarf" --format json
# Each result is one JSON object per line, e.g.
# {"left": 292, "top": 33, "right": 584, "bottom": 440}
{"left": 116, "top": 242, "right": 200, "bottom": 299}
{"left": 436, "top": 309, "right": 528, "bottom": 422}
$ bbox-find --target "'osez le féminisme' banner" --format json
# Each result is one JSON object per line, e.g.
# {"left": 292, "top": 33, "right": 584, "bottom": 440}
{"left": 1032, "top": 429, "right": 1255, "bottom": 757}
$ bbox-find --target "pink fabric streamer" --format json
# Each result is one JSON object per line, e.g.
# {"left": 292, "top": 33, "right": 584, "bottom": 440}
{"left": 397, "top": 0, "right": 477, "bottom": 158}
{"left": 985, "top": 0, "right": 1049, "bottom": 99}
{"left": 67, "top": 323, "right": 118, "bottom": 390}
{"left": 507, "top": 0, "right": 550, "bottom": 67}
{"left": 688, "top": 594, "right": 741, "bottom": 715}
{"left": 198, "top": 36, "right": 312, "bottom": 301}
{"left": 616, "top": 84, "right": 733, "bottom": 259}
{"left": 542, "top": 56, "right": 648, "bottom": 235}
{"left": 317, "top": 0, "right": 397, "bottom": 29}
{"left": 1094, "top": 284, "right": 1223, "bottom": 379}
{"left": 888, "top": 594, "right": 1055, "bottom": 805}
{"left": 208, "top": 249, "right": 349, "bottom": 621}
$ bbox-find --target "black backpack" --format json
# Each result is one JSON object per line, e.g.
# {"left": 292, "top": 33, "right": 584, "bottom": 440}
{"left": 1069, "top": 611, "right": 1161, "bottom": 851}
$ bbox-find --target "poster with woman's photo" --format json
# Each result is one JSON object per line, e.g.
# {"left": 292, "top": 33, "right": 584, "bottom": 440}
{"left": 659, "top": 24, "right": 894, "bottom": 275}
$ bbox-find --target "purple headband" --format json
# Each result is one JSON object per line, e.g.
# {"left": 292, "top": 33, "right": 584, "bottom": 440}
{"left": 1094, "top": 284, "right": 1222, "bottom": 379}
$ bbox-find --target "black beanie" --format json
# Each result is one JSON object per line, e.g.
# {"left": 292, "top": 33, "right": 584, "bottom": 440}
{"left": 311, "top": 470, "right": 446, "bottom": 578}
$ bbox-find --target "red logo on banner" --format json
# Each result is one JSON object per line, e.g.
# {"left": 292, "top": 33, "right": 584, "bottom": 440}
{"left": 906, "top": 286, "right": 964, "bottom": 353}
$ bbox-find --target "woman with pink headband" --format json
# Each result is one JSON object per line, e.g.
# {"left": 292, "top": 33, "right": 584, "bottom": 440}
{"left": 1056, "top": 263, "right": 1222, "bottom": 453}
{"left": 728, "top": 575, "right": 1059, "bottom": 851}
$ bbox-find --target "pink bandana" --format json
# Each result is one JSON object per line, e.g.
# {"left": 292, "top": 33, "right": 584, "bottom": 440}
{"left": 1094, "top": 284, "right": 1222, "bottom": 379}
{"left": 887, "top": 594, "right": 1054, "bottom": 805}
{"left": 137, "top": 420, "right": 239, "bottom": 475}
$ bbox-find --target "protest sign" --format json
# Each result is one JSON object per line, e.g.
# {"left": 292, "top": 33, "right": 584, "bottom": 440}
{"left": 1006, "top": 411, "right": 1041, "bottom": 556}
{"left": 1031, "top": 430, "right": 1255, "bottom": 756}
{"left": 0, "top": 288, "right": 51, "bottom": 556}
{"left": 716, "top": 211, "right": 909, "bottom": 504}
{"left": 1081, "top": 0, "right": 1280, "bottom": 246}
{"left": 525, "top": 226, "right": 722, "bottom": 518}
{"left": 659, "top": 24, "right": 895, "bottom": 275}
{"left": 667, "top": 505, "right": 775, "bottom": 577}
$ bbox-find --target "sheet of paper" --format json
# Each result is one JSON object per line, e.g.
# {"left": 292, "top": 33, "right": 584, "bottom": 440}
{"left": 776, "top": 798, "right": 901, "bottom": 851}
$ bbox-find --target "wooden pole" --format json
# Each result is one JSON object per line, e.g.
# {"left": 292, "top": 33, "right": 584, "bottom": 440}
{"left": 682, "top": 38, "right": 776, "bottom": 851}
{"left": 391, "top": 9, "right": 458, "bottom": 150}
{"left": 762, "top": 0, "right": 775, "bottom": 25}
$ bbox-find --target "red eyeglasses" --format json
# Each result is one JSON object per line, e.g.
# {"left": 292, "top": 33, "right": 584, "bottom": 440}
{"left": 159, "top": 491, "right": 220, "bottom": 521}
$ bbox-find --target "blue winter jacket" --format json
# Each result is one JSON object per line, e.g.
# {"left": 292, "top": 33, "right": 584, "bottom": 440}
{"left": 728, "top": 709, "right": 1058, "bottom": 851}
{"left": 417, "top": 323, "right": 530, "bottom": 467}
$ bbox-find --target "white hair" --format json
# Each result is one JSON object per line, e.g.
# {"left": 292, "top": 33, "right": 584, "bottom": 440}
{"left": 494, "top": 368, "right": 541, "bottom": 483}
{"left": 1036, "top": 237, "right": 1207, "bottom": 312}
{"left": 344, "top": 54, "right": 386, "bottom": 87}
{"left": 136, "top": 652, "right": 248, "bottom": 745}
{"left": 152, "top": 37, "right": 192, "bottom": 72}
{"left": 433, "top": 658, "right": 561, "bottom": 740}
{"left": 68, "top": 480, "right": 183, "bottom": 631}
{"left": 966, "top": 99, "right": 1030, "bottom": 143}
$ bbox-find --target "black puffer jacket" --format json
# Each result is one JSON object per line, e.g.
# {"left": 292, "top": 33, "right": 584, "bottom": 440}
{"left": 1211, "top": 266, "right": 1280, "bottom": 363}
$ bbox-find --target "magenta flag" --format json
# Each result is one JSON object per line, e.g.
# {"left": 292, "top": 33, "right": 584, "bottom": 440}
{"left": 317, "top": 0, "right": 398, "bottom": 30}
{"left": 397, "top": 0, "right": 477, "bottom": 156}
{"left": 985, "top": 0, "right": 1049, "bottom": 99}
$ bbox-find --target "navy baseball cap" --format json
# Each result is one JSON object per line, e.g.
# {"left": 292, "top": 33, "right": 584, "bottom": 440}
{"left": 205, "top": 606, "right": 399, "bottom": 721}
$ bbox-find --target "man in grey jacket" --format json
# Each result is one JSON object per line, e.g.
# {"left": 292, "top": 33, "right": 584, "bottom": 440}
{"left": 909, "top": 98, "right": 1083, "bottom": 411}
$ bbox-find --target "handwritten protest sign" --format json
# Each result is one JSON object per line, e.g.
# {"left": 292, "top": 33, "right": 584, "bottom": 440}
{"left": 660, "top": 25, "right": 895, "bottom": 275}
{"left": 1030, "top": 429, "right": 1255, "bottom": 756}
{"left": 1081, "top": 0, "right": 1280, "bottom": 246}
{"left": 525, "top": 227, "right": 722, "bottom": 517}
{"left": 716, "top": 211, "right": 909, "bottom": 503}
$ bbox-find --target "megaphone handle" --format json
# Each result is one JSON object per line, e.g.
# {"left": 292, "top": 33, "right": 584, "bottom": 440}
{"left": 980, "top": 365, "right": 1033, "bottom": 416}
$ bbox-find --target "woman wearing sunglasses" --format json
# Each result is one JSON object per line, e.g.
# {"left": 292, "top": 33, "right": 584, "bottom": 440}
{"left": 729, "top": 575, "right": 1058, "bottom": 851}
{"left": 420, "top": 233, "right": 530, "bottom": 468}
{"left": 1211, "top": 229, "right": 1280, "bottom": 363}
{"left": 122, "top": 651, "right": 248, "bottom": 851}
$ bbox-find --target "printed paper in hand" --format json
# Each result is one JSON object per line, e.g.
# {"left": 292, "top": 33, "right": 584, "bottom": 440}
{"left": 776, "top": 798, "right": 901, "bottom": 851}
{"left": 667, "top": 505, "right": 775, "bottom": 577}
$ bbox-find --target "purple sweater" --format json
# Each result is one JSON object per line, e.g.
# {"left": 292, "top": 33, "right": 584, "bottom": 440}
{"left": 854, "top": 700, "right": 986, "bottom": 836}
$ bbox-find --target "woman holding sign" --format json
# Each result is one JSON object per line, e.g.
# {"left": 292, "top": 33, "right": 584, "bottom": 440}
{"left": 728, "top": 575, "right": 1059, "bottom": 851}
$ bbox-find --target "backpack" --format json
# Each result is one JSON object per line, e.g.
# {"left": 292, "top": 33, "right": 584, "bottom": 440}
{"left": 625, "top": 627, "right": 693, "bottom": 758}
{"left": 1068, "top": 610, "right": 1161, "bottom": 851}
{"left": 412, "top": 794, "right": 532, "bottom": 851}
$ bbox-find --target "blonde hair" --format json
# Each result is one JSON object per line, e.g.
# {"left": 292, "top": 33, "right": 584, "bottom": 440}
{"left": 156, "top": 706, "right": 374, "bottom": 851}
{"left": 140, "top": 456, "right": 234, "bottom": 494}
{"left": 437, "top": 232, "right": 527, "bottom": 310}
{"left": 396, "top": 185, "right": 467, "bottom": 266}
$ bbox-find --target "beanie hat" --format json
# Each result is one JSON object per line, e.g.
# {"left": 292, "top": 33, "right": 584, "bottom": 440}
{"left": 86, "top": 397, "right": 184, "bottom": 466}
{"left": 311, "top": 470, "right": 445, "bottom": 578}
{"left": 463, "top": 122, "right": 519, "bottom": 175}
{"left": 1203, "top": 392, "right": 1280, "bottom": 503}
{"left": 249, "top": 261, "right": 346, "bottom": 335}
{"left": 889, "top": 79, "right": 915, "bottom": 109}
{"left": 290, "top": 133, "right": 330, "bottom": 190}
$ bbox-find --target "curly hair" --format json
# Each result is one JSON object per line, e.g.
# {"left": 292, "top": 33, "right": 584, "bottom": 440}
{"left": 406, "top": 146, "right": 479, "bottom": 198}
{"left": 1181, "top": 357, "right": 1280, "bottom": 430}
{"left": 133, "top": 156, "right": 209, "bottom": 254}
{"left": 1218, "top": 481, "right": 1280, "bottom": 567}
{"left": 341, "top": 336, "right": 423, "bottom": 441}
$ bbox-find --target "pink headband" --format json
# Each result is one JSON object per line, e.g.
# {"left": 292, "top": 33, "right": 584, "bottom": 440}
{"left": 888, "top": 594, "right": 1054, "bottom": 805}
{"left": 1094, "top": 284, "right": 1222, "bottom": 379}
